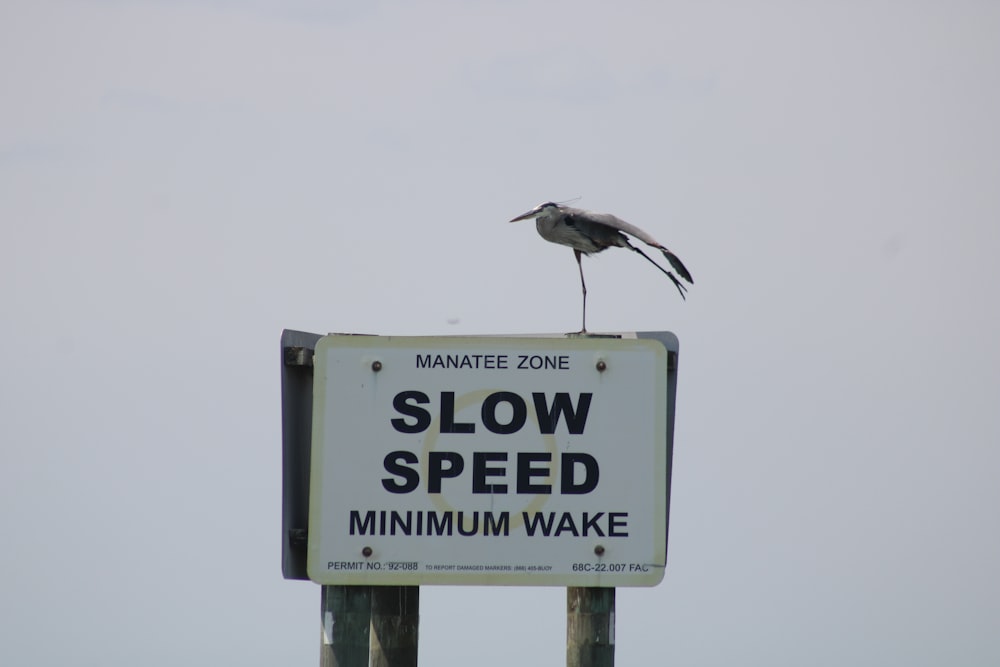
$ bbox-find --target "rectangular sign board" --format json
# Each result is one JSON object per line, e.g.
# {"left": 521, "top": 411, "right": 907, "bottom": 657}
{"left": 307, "top": 335, "right": 671, "bottom": 586}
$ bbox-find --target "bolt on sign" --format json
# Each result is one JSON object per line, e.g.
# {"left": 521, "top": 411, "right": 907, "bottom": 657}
{"left": 307, "top": 334, "right": 675, "bottom": 587}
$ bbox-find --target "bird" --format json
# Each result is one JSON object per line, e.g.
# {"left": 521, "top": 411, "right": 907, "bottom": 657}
{"left": 509, "top": 201, "right": 693, "bottom": 333}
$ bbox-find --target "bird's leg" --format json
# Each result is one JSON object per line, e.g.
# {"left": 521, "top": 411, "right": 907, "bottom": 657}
{"left": 575, "top": 249, "right": 587, "bottom": 333}
{"left": 629, "top": 245, "right": 689, "bottom": 300}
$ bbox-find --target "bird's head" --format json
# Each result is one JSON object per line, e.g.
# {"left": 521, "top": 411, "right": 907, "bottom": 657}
{"left": 509, "top": 201, "right": 560, "bottom": 222}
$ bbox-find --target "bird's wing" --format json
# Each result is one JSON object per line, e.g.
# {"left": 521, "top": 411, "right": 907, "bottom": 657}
{"left": 571, "top": 209, "right": 664, "bottom": 248}
{"left": 560, "top": 209, "right": 628, "bottom": 251}
{"left": 565, "top": 207, "right": 694, "bottom": 284}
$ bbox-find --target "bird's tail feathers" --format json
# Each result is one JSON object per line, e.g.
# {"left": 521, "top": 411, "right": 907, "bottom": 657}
{"left": 659, "top": 248, "right": 693, "bottom": 284}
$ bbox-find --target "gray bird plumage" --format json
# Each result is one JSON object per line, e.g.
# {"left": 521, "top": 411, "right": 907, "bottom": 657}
{"left": 509, "top": 201, "right": 693, "bottom": 332}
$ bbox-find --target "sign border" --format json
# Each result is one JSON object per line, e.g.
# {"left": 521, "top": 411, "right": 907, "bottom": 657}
{"left": 300, "top": 333, "right": 678, "bottom": 587}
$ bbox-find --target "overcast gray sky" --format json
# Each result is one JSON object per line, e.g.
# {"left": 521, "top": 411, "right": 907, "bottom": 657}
{"left": 2, "top": 1, "right": 999, "bottom": 665}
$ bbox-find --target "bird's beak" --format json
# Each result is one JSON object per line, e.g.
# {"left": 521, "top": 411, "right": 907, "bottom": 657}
{"left": 509, "top": 209, "right": 538, "bottom": 223}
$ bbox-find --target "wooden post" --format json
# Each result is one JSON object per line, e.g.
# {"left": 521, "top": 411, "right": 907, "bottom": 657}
{"left": 567, "top": 587, "right": 615, "bottom": 667}
{"left": 320, "top": 586, "right": 371, "bottom": 667}
{"left": 370, "top": 586, "right": 420, "bottom": 667}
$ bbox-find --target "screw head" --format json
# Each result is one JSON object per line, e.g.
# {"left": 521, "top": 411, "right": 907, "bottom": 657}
{"left": 596, "top": 360, "right": 607, "bottom": 372}
{"left": 371, "top": 360, "right": 382, "bottom": 372}
{"left": 594, "top": 544, "right": 605, "bottom": 556}
{"left": 362, "top": 546, "right": 373, "bottom": 557}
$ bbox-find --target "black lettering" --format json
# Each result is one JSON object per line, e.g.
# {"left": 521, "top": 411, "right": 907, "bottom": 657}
{"left": 390, "top": 511, "right": 411, "bottom": 535}
{"left": 522, "top": 511, "right": 556, "bottom": 536}
{"left": 440, "top": 391, "right": 475, "bottom": 433}
{"left": 391, "top": 391, "right": 431, "bottom": 433}
{"left": 582, "top": 512, "right": 606, "bottom": 536}
{"left": 472, "top": 452, "right": 508, "bottom": 493}
{"left": 561, "top": 452, "right": 599, "bottom": 494}
{"left": 533, "top": 393, "right": 592, "bottom": 434}
{"left": 609, "top": 512, "right": 629, "bottom": 537}
{"left": 427, "top": 511, "right": 453, "bottom": 536}
{"left": 516, "top": 452, "right": 552, "bottom": 493}
{"left": 456, "top": 511, "right": 479, "bottom": 536}
{"left": 382, "top": 451, "right": 420, "bottom": 493}
{"left": 349, "top": 510, "right": 376, "bottom": 535}
{"left": 481, "top": 391, "right": 527, "bottom": 434}
{"left": 484, "top": 511, "right": 510, "bottom": 536}
{"left": 428, "top": 451, "right": 464, "bottom": 493}
{"left": 554, "top": 512, "right": 579, "bottom": 536}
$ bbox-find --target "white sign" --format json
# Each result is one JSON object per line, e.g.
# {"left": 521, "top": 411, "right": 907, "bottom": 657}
{"left": 307, "top": 335, "right": 670, "bottom": 586}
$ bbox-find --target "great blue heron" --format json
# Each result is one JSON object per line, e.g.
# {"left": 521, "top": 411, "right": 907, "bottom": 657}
{"left": 510, "top": 201, "right": 693, "bottom": 332}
